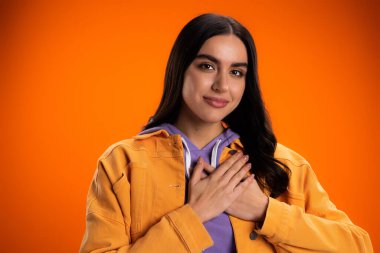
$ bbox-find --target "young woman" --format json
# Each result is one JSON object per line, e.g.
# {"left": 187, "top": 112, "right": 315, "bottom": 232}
{"left": 79, "top": 13, "right": 373, "bottom": 253}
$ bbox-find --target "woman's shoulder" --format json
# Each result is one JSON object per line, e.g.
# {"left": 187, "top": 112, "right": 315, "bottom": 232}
{"left": 274, "top": 143, "right": 322, "bottom": 196}
{"left": 97, "top": 129, "right": 170, "bottom": 161}
{"left": 97, "top": 139, "right": 132, "bottom": 161}
{"left": 274, "top": 142, "right": 311, "bottom": 168}
{"left": 94, "top": 137, "right": 153, "bottom": 183}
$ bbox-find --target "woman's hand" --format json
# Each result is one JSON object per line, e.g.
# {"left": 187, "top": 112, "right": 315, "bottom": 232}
{"left": 201, "top": 157, "right": 269, "bottom": 222}
{"left": 187, "top": 152, "right": 255, "bottom": 222}
{"left": 226, "top": 174, "right": 269, "bottom": 222}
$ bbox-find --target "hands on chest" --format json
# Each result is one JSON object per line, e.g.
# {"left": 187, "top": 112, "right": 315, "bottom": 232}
{"left": 187, "top": 151, "right": 269, "bottom": 223}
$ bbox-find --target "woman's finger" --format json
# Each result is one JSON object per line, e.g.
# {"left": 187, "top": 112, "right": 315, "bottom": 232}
{"left": 202, "top": 161, "right": 215, "bottom": 175}
{"left": 231, "top": 174, "right": 254, "bottom": 197}
{"left": 227, "top": 162, "right": 252, "bottom": 188}
{"left": 212, "top": 151, "right": 243, "bottom": 178}
{"left": 189, "top": 157, "right": 204, "bottom": 186}
{"left": 223, "top": 154, "right": 249, "bottom": 182}
{"left": 198, "top": 158, "right": 214, "bottom": 179}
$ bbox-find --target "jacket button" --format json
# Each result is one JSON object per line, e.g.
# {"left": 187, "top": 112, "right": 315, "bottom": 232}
{"left": 250, "top": 231, "right": 258, "bottom": 240}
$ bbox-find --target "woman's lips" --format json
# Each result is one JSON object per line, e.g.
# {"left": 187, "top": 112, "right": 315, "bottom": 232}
{"left": 203, "top": 96, "right": 229, "bottom": 108}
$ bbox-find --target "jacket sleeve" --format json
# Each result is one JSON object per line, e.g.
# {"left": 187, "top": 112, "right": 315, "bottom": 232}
{"left": 79, "top": 158, "right": 213, "bottom": 253}
{"left": 254, "top": 163, "right": 373, "bottom": 253}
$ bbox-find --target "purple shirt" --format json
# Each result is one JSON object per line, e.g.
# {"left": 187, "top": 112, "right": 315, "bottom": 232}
{"left": 139, "top": 123, "right": 239, "bottom": 253}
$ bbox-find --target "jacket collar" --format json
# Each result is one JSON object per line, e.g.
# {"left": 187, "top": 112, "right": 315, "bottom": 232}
{"left": 133, "top": 128, "right": 244, "bottom": 149}
{"left": 133, "top": 129, "right": 170, "bottom": 139}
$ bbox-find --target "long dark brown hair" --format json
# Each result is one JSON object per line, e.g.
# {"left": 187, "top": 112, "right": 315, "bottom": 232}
{"left": 141, "top": 13, "right": 290, "bottom": 198}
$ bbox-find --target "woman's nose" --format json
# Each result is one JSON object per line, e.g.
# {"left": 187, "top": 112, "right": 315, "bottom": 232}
{"left": 212, "top": 71, "right": 229, "bottom": 92}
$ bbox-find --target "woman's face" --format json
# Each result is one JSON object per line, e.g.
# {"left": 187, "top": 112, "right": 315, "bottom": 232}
{"left": 180, "top": 34, "right": 248, "bottom": 125}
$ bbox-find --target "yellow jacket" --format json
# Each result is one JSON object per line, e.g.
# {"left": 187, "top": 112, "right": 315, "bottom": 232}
{"left": 79, "top": 129, "right": 373, "bottom": 253}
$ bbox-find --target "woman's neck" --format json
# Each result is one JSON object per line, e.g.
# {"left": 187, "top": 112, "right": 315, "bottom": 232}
{"left": 173, "top": 117, "right": 225, "bottom": 150}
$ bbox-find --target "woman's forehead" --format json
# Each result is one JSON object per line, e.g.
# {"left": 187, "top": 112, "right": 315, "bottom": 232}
{"left": 197, "top": 34, "right": 248, "bottom": 63}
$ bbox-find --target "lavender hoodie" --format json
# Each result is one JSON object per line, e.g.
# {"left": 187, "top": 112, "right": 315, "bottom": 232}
{"left": 138, "top": 122, "right": 239, "bottom": 253}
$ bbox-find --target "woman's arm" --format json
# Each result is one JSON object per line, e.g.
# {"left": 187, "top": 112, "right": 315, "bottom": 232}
{"left": 254, "top": 163, "right": 374, "bottom": 253}
{"left": 79, "top": 158, "right": 213, "bottom": 253}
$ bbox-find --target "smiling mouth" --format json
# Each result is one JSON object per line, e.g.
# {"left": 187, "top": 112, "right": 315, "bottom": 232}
{"left": 203, "top": 97, "right": 229, "bottom": 108}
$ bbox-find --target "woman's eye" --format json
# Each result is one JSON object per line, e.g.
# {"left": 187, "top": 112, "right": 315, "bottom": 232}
{"left": 199, "top": 63, "right": 214, "bottom": 70}
{"left": 231, "top": 69, "right": 245, "bottom": 77}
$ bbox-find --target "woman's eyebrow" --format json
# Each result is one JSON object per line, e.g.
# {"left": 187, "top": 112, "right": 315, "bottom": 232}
{"left": 195, "top": 54, "right": 248, "bottom": 68}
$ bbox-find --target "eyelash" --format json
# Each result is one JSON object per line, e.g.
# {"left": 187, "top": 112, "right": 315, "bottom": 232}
{"left": 198, "top": 63, "right": 245, "bottom": 78}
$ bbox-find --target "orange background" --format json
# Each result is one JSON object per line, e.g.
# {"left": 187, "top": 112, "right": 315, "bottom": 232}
{"left": 1, "top": 1, "right": 378, "bottom": 252}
